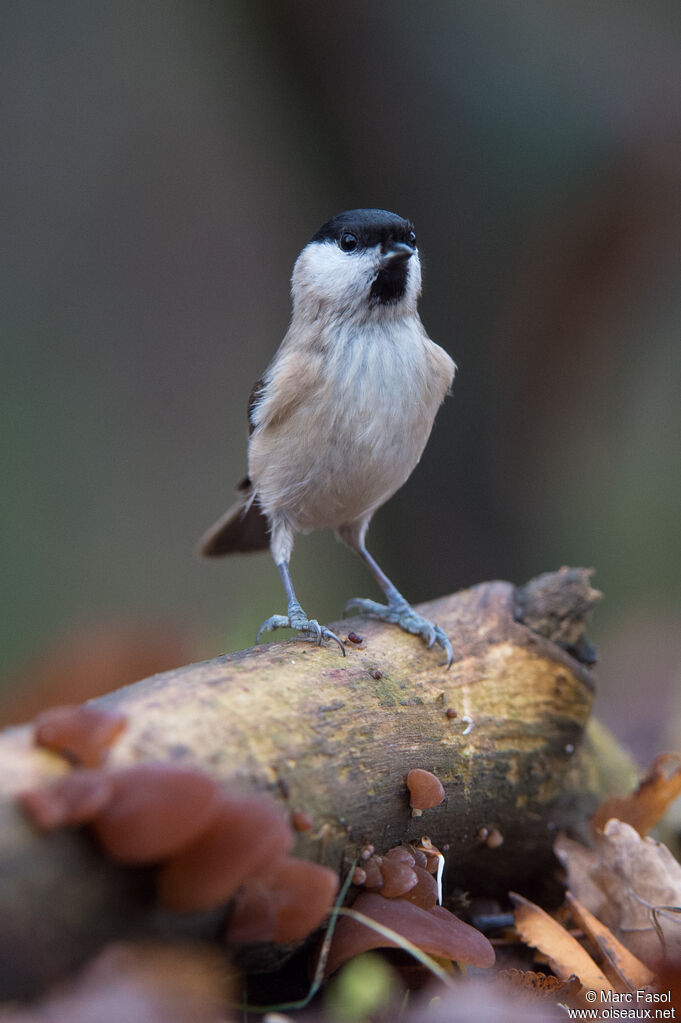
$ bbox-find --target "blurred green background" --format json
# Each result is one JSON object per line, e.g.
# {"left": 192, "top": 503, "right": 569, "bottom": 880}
{"left": 2, "top": 1, "right": 680, "bottom": 759}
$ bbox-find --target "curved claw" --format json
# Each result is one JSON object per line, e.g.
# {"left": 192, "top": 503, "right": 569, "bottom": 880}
{"left": 319, "top": 627, "right": 347, "bottom": 655}
{"left": 304, "top": 618, "right": 323, "bottom": 645}
{"left": 256, "top": 614, "right": 290, "bottom": 642}
{"left": 434, "top": 627, "right": 454, "bottom": 669}
{"left": 345, "top": 596, "right": 453, "bottom": 669}
{"left": 256, "top": 613, "right": 346, "bottom": 656}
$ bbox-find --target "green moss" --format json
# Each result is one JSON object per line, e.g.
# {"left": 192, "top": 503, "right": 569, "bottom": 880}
{"left": 372, "top": 675, "right": 405, "bottom": 707}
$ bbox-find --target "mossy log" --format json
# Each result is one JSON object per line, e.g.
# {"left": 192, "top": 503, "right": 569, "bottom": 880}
{"left": 0, "top": 569, "right": 635, "bottom": 998}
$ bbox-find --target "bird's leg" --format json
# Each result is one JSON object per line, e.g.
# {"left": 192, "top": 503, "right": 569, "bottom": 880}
{"left": 344, "top": 542, "right": 453, "bottom": 668}
{"left": 257, "top": 561, "right": 346, "bottom": 655}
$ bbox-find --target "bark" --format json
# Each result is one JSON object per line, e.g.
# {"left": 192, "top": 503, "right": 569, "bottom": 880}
{"left": 0, "top": 568, "right": 634, "bottom": 998}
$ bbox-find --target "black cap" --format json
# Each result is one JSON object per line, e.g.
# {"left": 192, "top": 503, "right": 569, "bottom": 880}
{"left": 311, "top": 208, "right": 415, "bottom": 250}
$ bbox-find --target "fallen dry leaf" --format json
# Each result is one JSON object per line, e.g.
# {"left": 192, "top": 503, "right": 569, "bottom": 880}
{"left": 591, "top": 753, "right": 681, "bottom": 837}
{"left": 496, "top": 968, "right": 582, "bottom": 1002}
{"left": 554, "top": 833, "right": 605, "bottom": 911}
{"left": 403, "top": 977, "right": 567, "bottom": 1022}
{"left": 652, "top": 962, "right": 681, "bottom": 1017}
{"left": 566, "top": 891, "right": 655, "bottom": 990}
{"left": 510, "top": 891, "right": 612, "bottom": 993}
{"left": 556, "top": 819, "right": 681, "bottom": 968}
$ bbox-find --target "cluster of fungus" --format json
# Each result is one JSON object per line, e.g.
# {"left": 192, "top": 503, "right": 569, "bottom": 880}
{"left": 327, "top": 839, "right": 495, "bottom": 974}
{"left": 351, "top": 840, "right": 443, "bottom": 904}
{"left": 324, "top": 766, "right": 493, "bottom": 973}
{"left": 20, "top": 703, "right": 339, "bottom": 946}
{"left": 21, "top": 708, "right": 492, "bottom": 972}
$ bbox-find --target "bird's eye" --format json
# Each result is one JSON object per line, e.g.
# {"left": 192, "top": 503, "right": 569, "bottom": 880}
{"left": 339, "top": 232, "right": 357, "bottom": 252}
{"left": 408, "top": 230, "right": 417, "bottom": 247}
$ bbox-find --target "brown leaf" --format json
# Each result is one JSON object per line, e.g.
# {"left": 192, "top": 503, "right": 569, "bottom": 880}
{"left": 591, "top": 753, "right": 681, "bottom": 837}
{"left": 510, "top": 891, "right": 612, "bottom": 993}
{"left": 554, "top": 834, "right": 607, "bottom": 914}
{"left": 566, "top": 891, "right": 655, "bottom": 990}
{"left": 402, "top": 977, "right": 567, "bottom": 1021}
{"left": 556, "top": 819, "right": 681, "bottom": 968}
{"left": 496, "top": 968, "right": 582, "bottom": 1002}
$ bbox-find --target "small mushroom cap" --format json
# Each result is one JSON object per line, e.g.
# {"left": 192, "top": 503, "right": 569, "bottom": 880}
{"left": 406, "top": 769, "right": 445, "bottom": 810}
{"left": 34, "top": 704, "right": 127, "bottom": 767}
{"left": 91, "top": 764, "right": 222, "bottom": 864}
{"left": 325, "top": 892, "right": 495, "bottom": 975}
{"left": 376, "top": 858, "right": 418, "bottom": 899}
{"left": 402, "top": 865, "right": 438, "bottom": 909}
{"left": 270, "top": 859, "right": 339, "bottom": 943}
{"left": 227, "top": 857, "right": 339, "bottom": 945}
{"left": 485, "top": 827, "right": 504, "bottom": 849}
{"left": 384, "top": 846, "right": 415, "bottom": 866}
{"left": 158, "top": 794, "right": 293, "bottom": 912}
{"left": 405, "top": 844, "right": 428, "bottom": 869}
{"left": 224, "top": 880, "right": 277, "bottom": 944}
{"left": 19, "top": 770, "right": 114, "bottom": 830}
{"left": 361, "top": 858, "right": 384, "bottom": 890}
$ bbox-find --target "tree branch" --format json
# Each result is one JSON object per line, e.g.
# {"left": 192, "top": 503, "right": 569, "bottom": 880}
{"left": 0, "top": 569, "right": 633, "bottom": 998}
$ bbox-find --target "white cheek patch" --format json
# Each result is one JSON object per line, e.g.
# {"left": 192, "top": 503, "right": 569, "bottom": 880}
{"left": 292, "top": 241, "right": 422, "bottom": 316}
{"left": 405, "top": 252, "right": 422, "bottom": 302}
{"left": 292, "top": 242, "right": 379, "bottom": 310}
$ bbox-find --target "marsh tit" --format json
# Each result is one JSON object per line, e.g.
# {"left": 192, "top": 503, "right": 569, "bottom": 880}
{"left": 200, "top": 208, "right": 456, "bottom": 665}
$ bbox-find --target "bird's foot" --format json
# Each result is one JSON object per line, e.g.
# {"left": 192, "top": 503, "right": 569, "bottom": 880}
{"left": 256, "top": 606, "right": 346, "bottom": 655}
{"left": 345, "top": 596, "right": 453, "bottom": 668}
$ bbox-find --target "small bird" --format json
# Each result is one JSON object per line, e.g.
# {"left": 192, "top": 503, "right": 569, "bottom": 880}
{"left": 200, "top": 208, "right": 456, "bottom": 665}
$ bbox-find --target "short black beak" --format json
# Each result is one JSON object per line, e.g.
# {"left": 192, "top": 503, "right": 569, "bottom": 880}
{"left": 381, "top": 241, "right": 415, "bottom": 265}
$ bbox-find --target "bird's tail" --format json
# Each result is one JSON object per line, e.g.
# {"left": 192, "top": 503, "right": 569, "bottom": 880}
{"left": 199, "top": 477, "right": 270, "bottom": 556}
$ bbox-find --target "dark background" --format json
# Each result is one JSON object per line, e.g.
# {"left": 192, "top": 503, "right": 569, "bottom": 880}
{"left": 3, "top": 1, "right": 680, "bottom": 761}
